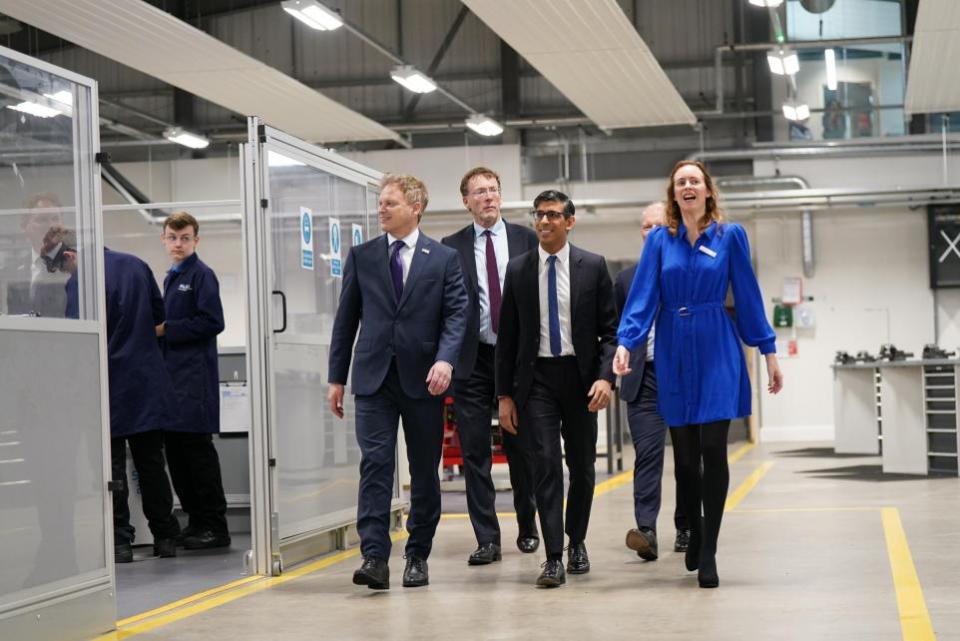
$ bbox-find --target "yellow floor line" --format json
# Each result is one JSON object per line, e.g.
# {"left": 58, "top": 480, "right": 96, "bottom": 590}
{"left": 881, "top": 507, "right": 937, "bottom": 641}
{"left": 727, "top": 441, "right": 756, "bottom": 464}
{"left": 101, "top": 439, "right": 762, "bottom": 638}
{"left": 724, "top": 461, "right": 774, "bottom": 512}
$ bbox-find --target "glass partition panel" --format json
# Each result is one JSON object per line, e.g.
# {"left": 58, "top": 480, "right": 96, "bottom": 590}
{"left": 266, "top": 151, "right": 374, "bottom": 538}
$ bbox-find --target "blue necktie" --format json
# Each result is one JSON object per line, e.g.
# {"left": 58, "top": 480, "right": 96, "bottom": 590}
{"left": 547, "top": 255, "right": 561, "bottom": 356}
{"left": 390, "top": 240, "right": 405, "bottom": 300}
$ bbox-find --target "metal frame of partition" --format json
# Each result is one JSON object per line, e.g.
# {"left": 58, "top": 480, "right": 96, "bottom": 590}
{"left": 0, "top": 45, "right": 112, "bottom": 641}
{"left": 242, "top": 117, "right": 404, "bottom": 577}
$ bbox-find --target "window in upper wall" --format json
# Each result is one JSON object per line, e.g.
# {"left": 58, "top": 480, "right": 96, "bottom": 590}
{"left": 779, "top": 0, "right": 906, "bottom": 141}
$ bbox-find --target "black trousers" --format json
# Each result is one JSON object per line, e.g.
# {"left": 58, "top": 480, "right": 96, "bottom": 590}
{"left": 626, "top": 363, "right": 688, "bottom": 531}
{"left": 520, "top": 357, "right": 597, "bottom": 558}
{"left": 453, "top": 344, "right": 537, "bottom": 546}
{"left": 164, "top": 431, "right": 229, "bottom": 536}
{"left": 111, "top": 431, "right": 181, "bottom": 545}
{"left": 354, "top": 361, "right": 444, "bottom": 561}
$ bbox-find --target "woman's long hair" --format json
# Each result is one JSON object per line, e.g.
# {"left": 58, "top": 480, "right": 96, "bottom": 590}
{"left": 665, "top": 160, "right": 723, "bottom": 236}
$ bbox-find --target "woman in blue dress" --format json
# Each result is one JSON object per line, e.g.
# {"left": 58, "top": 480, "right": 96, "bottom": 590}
{"left": 614, "top": 160, "right": 783, "bottom": 588}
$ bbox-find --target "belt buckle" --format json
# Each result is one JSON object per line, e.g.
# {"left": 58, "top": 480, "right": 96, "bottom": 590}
{"left": 677, "top": 306, "right": 690, "bottom": 317}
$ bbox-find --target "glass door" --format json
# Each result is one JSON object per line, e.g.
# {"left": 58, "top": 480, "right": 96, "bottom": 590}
{"left": 0, "top": 46, "right": 113, "bottom": 640}
{"left": 242, "top": 118, "right": 400, "bottom": 575}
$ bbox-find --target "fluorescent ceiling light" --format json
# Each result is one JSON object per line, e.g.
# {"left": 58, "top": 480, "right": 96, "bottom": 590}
{"left": 164, "top": 126, "right": 210, "bottom": 149}
{"left": 5, "top": 89, "right": 74, "bottom": 119}
{"left": 281, "top": 0, "right": 343, "bottom": 31}
{"left": 390, "top": 65, "right": 437, "bottom": 94}
{"left": 782, "top": 102, "right": 810, "bottom": 121}
{"left": 268, "top": 150, "right": 306, "bottom": 167}
{"left": 767, "top": 49, "right": 799, "bottom": 75}
{"left": 465, "top": 114, "right": 504, "bottom": 137}
{"left": 748, "top": 0, "right": 784, "bottom": 6}
{"left": 825, "top": 48, "right": 838, "bottom": 91}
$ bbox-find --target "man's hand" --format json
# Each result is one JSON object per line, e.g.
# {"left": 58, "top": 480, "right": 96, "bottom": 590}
{"left": 426, "top": 361, "right": 453, "bottom": 396}
{"left": 498, "top": 396, "right": 518, "bottom": 435}
{"left": 155, "top": 322, "right": 166, "bottom": 337}
{"left": 587, "top": 379, "right": 613, "bottom": 412}
{"left": 328, "top": 383, "right": 345, "bottom": 418}
{"left": 612, "top": 345, "right": 632, "bottom": 376}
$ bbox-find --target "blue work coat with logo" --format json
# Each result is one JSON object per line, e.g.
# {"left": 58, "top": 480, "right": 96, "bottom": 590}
{"left": 104, "top": 248, "right": 182, "bottom": 437}
{"left": 162, "top": 253, "right": 225, "bottom": 434}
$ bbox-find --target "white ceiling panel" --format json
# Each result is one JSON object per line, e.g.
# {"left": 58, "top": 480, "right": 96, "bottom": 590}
{"left": 461, "top": 0, "right": 695, "bottom": 129}
{"left": 905, "top": 0, "right": 960, "bottom": 115}
{"left": 0, "top": 0, "right": 400, "bottom": 143}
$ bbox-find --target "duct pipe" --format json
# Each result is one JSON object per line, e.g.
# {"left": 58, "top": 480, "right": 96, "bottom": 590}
{"left": 717, "top": 175, "right": 815, "bottom": 277}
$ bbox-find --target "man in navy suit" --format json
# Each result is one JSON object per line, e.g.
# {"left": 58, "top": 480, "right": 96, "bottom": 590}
{"left": 496, "top": 190, "right": 618, "bottom": 587}
{"left": 615, "top": 202, "right": 689, "bottom": 562}
{"left": 441, "top": 167, "right": 539, "bottom": 566}
{"left": 157, "top": 212, "right": 230, "bottom": 551}
{"left": 328, "top": 174, "right": 468, "bottom": 590}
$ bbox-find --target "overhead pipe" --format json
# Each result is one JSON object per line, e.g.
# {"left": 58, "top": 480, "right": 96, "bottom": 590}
{"left": 717, "top": 175, "right": 815, "bottom": 277}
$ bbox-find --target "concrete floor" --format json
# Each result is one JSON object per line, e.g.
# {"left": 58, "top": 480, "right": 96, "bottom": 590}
{"left": 106, "top": 442, "right": 960, "bottom": 641}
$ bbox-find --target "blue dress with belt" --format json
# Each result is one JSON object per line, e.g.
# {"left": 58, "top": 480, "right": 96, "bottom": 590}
{"left": 617, "top": 222, "right": 776, "bottom": 427}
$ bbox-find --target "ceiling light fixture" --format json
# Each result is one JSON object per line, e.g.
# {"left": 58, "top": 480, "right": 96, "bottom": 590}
{"left": 281, "top": 0, "right": 343, "bottom": 31}
{"left": 163, "top": 126, "right": 211, "bottom": 149}
{"left": 782, "top": 102, "right": 811, "bottom": 121}
{"left": 465, "top": 114, "right": 504, "bottom": 137}
{"left": 824, "top": 48, "right": 838, "bottom": 91}
{"left": 748, "top": 0, "right": 784, "bottom": 7}
{"left": 5, "top": 89, "right": 74, "bottom": 119}
{"left": 767, "top": 49, "right": 800, "bottom": 76}
{"left": 390, "top": 65, "right": 437, "bottom": 94}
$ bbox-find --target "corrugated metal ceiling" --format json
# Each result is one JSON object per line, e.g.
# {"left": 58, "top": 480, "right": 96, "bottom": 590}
{"left": 904, "top": 0, "right": 960, "bottom": 115}
{"left": 460, "top": 0, "right": 696, "bottom": 129}
{"left": 0, "top": 0, "right": 400, "bottom": 143}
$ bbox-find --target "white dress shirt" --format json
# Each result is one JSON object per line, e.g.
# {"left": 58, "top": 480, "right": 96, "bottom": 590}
{"left": 646, "top": 324, "right": 656, "bottom": 362}
{"left": 386, "top": 228, "right": 419, "bottom": 284}
{"left": 537, "top": 242, "right": 575, "bottom": 357}
{"left": 474, "top": 218, "right": 508, "bottom": 345}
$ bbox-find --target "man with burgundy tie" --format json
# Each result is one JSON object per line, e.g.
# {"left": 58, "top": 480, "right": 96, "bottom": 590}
{"left": 441, "top": 167, "right": 539, "bottom": 566}
{"left": 328, "top": 174, "right": 468, "bottom": 590}
{"left": 495, "top": 190, "right": 618, "bottom": 587}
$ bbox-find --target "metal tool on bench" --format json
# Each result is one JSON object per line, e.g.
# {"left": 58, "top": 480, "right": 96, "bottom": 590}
{"left": 879, "top": 344, "right": 914, "bottom": 362}
{"left": 922, "top": 344, "right": 957, "bottom": 360}
{"left": 834, "top": 351, "right": 855, "bottom": 365}
{"left": 855, "top": 350, "right": 878, "bottom": 363}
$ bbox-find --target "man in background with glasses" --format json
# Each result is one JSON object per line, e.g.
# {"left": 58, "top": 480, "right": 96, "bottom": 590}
{"left": 441, "top": 167, "right": 540, "bottom": 567}
{"left": 495, "top": 190, "right": 618, "bottom": 587}
{"left": 157, "top": 212, "right": 230, "bottom": 551}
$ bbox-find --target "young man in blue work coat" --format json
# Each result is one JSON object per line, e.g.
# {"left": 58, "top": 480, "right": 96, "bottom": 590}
{"left": 157, "top": 212, "right": 230, "bottom": 550}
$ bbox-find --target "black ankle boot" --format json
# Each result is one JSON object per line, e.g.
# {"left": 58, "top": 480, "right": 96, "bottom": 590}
{"left": 697, "top": 551, "right": 719, "bottom": 588}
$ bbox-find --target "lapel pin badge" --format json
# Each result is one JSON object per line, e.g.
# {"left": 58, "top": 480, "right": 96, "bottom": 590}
{"left": 421, "top": 248, "right": 430, "bottom": 254}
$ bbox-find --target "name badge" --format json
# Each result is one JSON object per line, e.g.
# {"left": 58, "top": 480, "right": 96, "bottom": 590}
{"left": 178, "top": 283, "right": 193, "bottom": 292}
{"left": 698, "top": 245, "right": 717, "bottom": 258}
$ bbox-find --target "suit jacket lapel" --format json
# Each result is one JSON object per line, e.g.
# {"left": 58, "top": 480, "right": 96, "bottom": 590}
{"left": 505, "top": 222, "right": 525, "bottom": 259}
{"left": 524, "top": 249, "right": 540, "bottom": 332}
{"left": 377, "top": 235, "right": 397, "bottom": 305}
{"left": 569, "top": 244, "right": 583, "bottom": 320}
{"left": 397, "top": 232, "right": 428, "bottom": 311}
{"left": 459, "top": 226, "right": 479, "bottom": 291}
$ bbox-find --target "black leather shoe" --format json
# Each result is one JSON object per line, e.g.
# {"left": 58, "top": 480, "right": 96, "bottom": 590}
{"left": 468, "top": 542, "right": 502, "bottom": 565}
{"left": 352, "top": 557, "right": 389, "bottom": 590}
{"left": 698, "top": 553, "right": 719, "bottom": 588}
{"left": 174, "top": 526, "right": 198, "bottom": 547}
{"left": 625, "top": 527, "right": 658, "bottom": 561}
{"left": 566, "top": 542, "right": 590, "bottom": 574}
{"left": 402, "top": 556, "right": 429, "bottom": 587}
{"left": 517, "top": 536, "right": 540, "bottom": 554}
{"left": 114, "top": 542, "right": 133, "bottom": 564}
{"left": 153, "top": 538, "right": 177, "bottom": 558}
{"left": 536, "top": 559, "right": 566, "bottom": 587}
{"left": 183, "top": 530, "right": 231, "bottom": 550}
{"left": 674, "top": 528, "right": 691, "bottom": 553}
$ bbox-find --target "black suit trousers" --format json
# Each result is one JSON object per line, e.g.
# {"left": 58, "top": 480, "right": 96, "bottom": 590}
{"left": 453, "top": 344, "right": 537, "bottom": 546}
{"left": 111, "top": 431, "right": 181, "bottom": 544}
{"left": 354, "top": 361, "right": 444, "bottom": 561}
{"left": 626, "top": 363, "right": 688, "bottom": 531}
{"left": 520, "top": 357, "right": 597, "bottom": 557}
{"left": 164, "top": 432, "right": 229, "bottom": 535}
